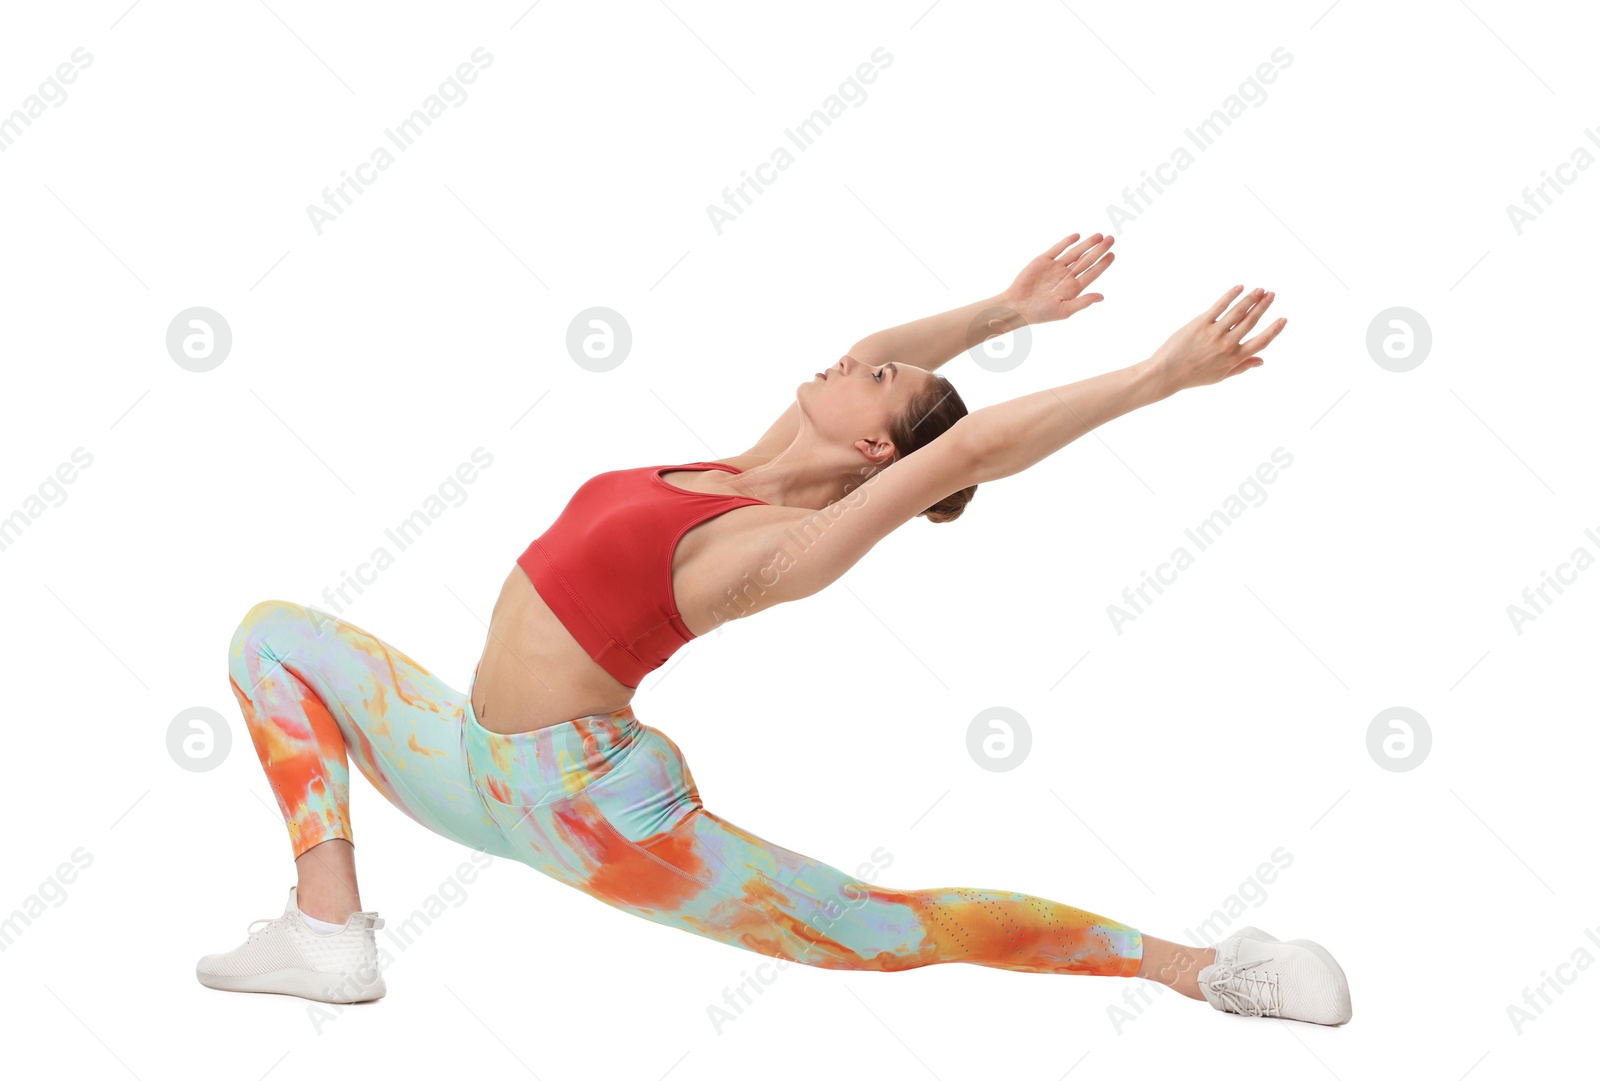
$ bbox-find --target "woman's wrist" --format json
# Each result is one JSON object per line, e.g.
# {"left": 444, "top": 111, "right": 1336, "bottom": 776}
{"left": 964, "top": 292, "right": 1029, "bottom": 348}
{"left": 1128, "top": 355, "right": 1179, "bottom": 405}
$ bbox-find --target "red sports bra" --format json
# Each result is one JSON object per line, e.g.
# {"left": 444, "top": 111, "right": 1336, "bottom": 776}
{"left": 516, "top": 462, "right": 768, "bottom": 688}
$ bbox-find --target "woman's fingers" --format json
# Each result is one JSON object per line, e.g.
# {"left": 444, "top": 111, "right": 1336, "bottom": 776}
{"left": 1060, "top": 292, "right": 1105, "bottom": 317}
{"left": 1058, "top": 232, "right": 1105, "bottom": 266}
{"left": 1239, "top": 316, "right": 1288, "bottom": 356}
{"left": 1053, "top": 239, "right": 1115, "bottom": 298}
{"left": 1064, "top": 236, "right": 1113, "bottom": 281}
{"left": 1072, "top": 250, "right": 1115, "bottom": 289}
{"left": 1228, "top": 291, "right": 1274, "bottom": 339}
{"left": 1221, "top": 287, "right": 1264, "bottom": 329}
{"left": 1062, "top": 235, "right": 1113, "bottom": 287}
{"left": 1224, "top": 356, "right": 1265, "bottom": 380}
{"left": 1201, "top": 285, "right": 1245, "bottom": 322}
{"left": 1044, "top": 233, "right": 1082, "bottom": 260}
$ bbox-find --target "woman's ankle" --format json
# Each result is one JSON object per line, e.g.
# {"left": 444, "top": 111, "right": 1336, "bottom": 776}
{"left": 294, "top": 839, "right": 362, "bottom": 922}
{"left": 1135, "top": 936, "right": 1215, "bottom": 1000}
{"left": 295, "top": 889, "right": 360, "bottom": 924}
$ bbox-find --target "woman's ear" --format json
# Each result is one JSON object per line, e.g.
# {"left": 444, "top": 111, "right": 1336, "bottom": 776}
{"left": 855, "top": 436, "right": 895, "bottom": 464}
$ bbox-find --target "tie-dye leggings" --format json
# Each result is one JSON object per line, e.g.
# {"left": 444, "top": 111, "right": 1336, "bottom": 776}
{"left": 227, "top": 599, "right": 1144, "bottom": 976}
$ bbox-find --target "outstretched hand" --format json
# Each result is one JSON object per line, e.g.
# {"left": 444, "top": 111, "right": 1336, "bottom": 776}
{"left": 1000, "top": 232, "right": 1116, "bottom": 325}
{"left": 1143, "top": 285, "right": 1287, "bottom": 397}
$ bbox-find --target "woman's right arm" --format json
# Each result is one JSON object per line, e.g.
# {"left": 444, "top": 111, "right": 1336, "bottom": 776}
{"left": 728, "top": 287, "right": 1284, "bottom": 609}
{"left": 964, "top": 285, "right": 1287, "bottom": 484}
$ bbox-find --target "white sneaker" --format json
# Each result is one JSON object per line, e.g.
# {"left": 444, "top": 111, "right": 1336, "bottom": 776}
{"left": 196, "top": 887, "right": 387, "bottom": 1004}
{"left": 1198, "top": 926, "right": 1352, "bottom": 1025}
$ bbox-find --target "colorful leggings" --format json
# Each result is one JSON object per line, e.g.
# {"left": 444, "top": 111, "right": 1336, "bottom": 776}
{"left": 227, "top": 599, "right": 1144, "bottom": 976}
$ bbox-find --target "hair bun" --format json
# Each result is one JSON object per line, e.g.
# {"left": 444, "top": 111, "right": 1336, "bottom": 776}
{"left": 922, "top": 483, "right": 975, "bottom": 524}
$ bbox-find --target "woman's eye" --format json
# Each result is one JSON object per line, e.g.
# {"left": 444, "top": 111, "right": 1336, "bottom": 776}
{"left": 874, "top": 370, "right": 884, "bottom": 383}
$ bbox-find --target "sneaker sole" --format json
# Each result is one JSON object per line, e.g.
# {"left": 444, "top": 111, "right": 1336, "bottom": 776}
{"left": 197, "top": 966, "right": 386, "bottom": 1004}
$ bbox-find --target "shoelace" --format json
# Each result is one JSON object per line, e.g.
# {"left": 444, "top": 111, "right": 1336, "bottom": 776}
{"left": 243, "top": 912, "right": 386, "bottom": 941}
{"left": 1207, "top": 958, "right": 1283, "bottom": 1018}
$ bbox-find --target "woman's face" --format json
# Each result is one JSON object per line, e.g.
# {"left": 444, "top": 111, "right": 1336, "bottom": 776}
{"left": 797, "top": 354, "right": 934, "bottom": 462}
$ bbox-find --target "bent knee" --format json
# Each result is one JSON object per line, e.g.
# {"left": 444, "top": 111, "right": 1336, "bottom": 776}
{"left": 229, "top": 599, "right": 319, "bottom": 669}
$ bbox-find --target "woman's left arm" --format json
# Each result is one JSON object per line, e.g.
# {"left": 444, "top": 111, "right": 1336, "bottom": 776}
{"left": 846, "top": 232, "right": 1116, "bottom": 372}
{"left": 736, "top": 232, "right": 1115, "bottom": 459}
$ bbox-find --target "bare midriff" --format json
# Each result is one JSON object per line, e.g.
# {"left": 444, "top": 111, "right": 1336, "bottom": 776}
{"left": 470, "top": 562, "right": 637, "bottom": 734}
{"left": 471, "top": 464, "right": 794, "bottom": 734}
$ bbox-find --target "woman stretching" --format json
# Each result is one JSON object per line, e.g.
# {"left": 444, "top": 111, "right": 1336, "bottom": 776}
{"left": 200, "top": 232, "right": 1351, "bottom": 1025}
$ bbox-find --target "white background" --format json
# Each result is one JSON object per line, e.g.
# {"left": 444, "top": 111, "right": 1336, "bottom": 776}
{"left": 2, "top": 0, "right": 1595, "bottom": 1077}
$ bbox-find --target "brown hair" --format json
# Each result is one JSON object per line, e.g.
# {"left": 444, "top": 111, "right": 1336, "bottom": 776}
{"left": 884, "top": 372, "right": 976, "bottom": 523}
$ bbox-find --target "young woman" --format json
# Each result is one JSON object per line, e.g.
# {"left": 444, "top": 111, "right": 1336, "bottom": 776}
{"left": 200, "top": 232, "right": 1351, "bottom": 1025}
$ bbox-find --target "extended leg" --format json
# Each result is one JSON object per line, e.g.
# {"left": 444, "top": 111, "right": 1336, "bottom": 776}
{"left": 475, "top": 722, "right": 1144, "bottom": 977}
{"left": 580, "top": 796, "right": 1143, "bottom": 975}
